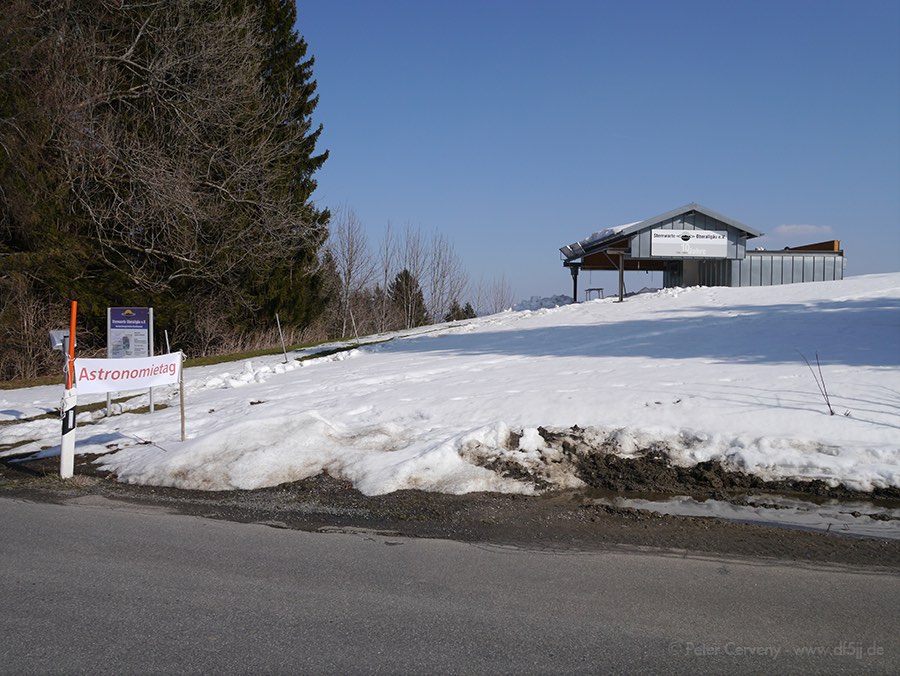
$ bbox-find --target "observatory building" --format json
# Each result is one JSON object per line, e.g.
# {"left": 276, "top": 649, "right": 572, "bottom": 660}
{"left": 560, "top": 203, "right": 844, "bottom": 301}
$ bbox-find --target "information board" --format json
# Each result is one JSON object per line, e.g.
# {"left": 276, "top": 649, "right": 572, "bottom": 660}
{"left": 108, "top": 307, "right": 151, "bottom": 359}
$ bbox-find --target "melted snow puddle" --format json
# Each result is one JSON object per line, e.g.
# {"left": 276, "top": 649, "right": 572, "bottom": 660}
{"left": 591, "top": 493, "right": 900, "bottom": 540}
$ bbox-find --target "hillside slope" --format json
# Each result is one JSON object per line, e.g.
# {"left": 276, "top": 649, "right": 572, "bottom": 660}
{"left": 2, "top": 274, "right": 898, "bottom": 494}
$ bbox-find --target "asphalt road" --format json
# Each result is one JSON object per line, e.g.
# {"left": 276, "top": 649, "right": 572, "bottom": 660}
{"left": 1, "top": 496, "right": 897, "bottom": 674}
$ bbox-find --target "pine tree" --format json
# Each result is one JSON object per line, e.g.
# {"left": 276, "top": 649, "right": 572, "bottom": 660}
{"left": 254, "top": 0, "right": 329, "bottom": 225}
{"left": 231, "top": 0, "right": 332, "bottom": 332}
{"left": 444, "top": 300, "right": 477, "bottom": 322}
{"left": 389, "top": 269, "right": 428, "bottom": 329}
{"left": 0, "top": 1, "right": 333, "bottom": 371}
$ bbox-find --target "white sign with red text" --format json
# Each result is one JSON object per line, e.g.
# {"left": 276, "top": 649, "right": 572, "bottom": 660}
{"left": 74, "top": 352, "right": 182, "bottom": 395}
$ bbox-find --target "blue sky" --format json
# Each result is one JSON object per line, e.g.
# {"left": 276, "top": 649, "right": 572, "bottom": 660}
{"left": 298, "top": 0, "right": 900, "bottom": 300}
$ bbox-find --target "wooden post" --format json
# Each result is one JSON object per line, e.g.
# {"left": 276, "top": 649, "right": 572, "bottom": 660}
{"left": 179, "top": 352, "right": 186, "bottom": 442}
{"left": 569, "top": 265, "right": 579, "bottom": 303}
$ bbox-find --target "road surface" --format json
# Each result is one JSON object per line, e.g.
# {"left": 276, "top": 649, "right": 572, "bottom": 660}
{"left": 1, "top": 496, "right": 897, "bottom": 674}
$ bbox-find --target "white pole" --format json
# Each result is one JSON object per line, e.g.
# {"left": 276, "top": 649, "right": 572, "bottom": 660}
{"left": 165, "top": 329, "right": 171, "bottom": 354}
{"left": 60, "top": 388, "right": 77, "bottom": 479}
{"left": 60, "top": 300, "right": 78, "bottom": 479}
{"left": 275, "top": 312, "right": 288, "bottom": 364}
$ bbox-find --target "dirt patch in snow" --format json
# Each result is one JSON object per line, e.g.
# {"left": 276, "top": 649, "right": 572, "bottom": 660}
{"left": 2, "top": 452, "right": 899, "bottom": 569}
{"left": 465, "top": 425, "right": 900, "bottom": 502}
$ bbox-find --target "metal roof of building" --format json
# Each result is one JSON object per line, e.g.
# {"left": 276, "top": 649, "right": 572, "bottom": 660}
{"left": 560, "top": 203, "right": 764, "bottom": 261}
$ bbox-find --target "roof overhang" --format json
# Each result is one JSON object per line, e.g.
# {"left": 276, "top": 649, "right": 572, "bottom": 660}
{"left": 560, "top": 203, "right": 763, "bottom": 262}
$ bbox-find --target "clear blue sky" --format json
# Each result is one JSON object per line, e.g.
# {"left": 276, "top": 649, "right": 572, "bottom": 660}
{"left": 298, "top": 0, "right": 900, "bottom": 300}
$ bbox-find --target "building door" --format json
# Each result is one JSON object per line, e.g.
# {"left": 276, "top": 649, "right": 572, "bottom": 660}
{"left": 682, "top": 260, "right": 700, "bottom": 286}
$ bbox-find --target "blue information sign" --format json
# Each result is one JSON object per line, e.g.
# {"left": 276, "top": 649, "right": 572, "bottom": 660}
{"left": 108, "top": 307, "right": 151, "bottom": 359}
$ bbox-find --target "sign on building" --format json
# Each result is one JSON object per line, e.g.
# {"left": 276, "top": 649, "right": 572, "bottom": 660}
{"left": 651, "top": 230, "right": 728, "bottom": 258}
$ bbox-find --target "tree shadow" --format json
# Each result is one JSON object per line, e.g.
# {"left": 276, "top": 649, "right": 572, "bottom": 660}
{"left": 685, "top": 383, "right": 900, "bottom": 431}
{"left": 6, "top": 432, "right": 127, "bottom": 463}
{"left": 385, "top": 297, "right": 900, "bottom": 368}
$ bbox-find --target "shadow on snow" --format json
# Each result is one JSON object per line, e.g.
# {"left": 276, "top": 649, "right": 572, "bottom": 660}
{"left": 385, "top": 296, "right": 900, "bottom": 369}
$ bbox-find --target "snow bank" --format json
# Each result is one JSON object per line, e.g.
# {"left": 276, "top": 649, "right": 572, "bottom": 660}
{"left": 2, "top": 273, "right": 898, "bottom": 495}
{"left": 512, "top": 295, "right": 573, "bottom": 311}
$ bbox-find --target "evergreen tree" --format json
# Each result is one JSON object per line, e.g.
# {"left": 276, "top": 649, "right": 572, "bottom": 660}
{"left": 230, "top": 0, "right": 331, "bottom": 331}
{"left": 389, "top": 269, "right": 428, "bottom": 329}
{"left": 254, "top": 0, "right": 329, "bottom": 225}
{"left": 444, "top": 300, "right": 477, "bottom": 322}
{"left": 0, "top": 0, "right": 332, "bottom": 373}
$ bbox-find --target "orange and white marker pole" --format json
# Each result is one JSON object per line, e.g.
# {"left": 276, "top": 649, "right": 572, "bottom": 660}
{"left": 60, "top": 300, "right": 78, "bottom": 479}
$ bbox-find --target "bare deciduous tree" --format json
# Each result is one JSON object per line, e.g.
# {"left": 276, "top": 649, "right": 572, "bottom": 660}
{"left": 0, "top": 275, "right": 67, "bottom": 380}
{"left": 474, "top": 273, "right": 515, "bottom": 316}
{"left": 328, "top": 206, "right": 373, "bottom": 338}
{"left": 47, "top": 3, "right": 321, "bottom": 297}
{"left": 426, "top": 231, "right": 468, "bottom": 324}
{"left": 374, "top": 221, "right": 399, "bottom": 333}
{"left": 1, "top": 0, "right": 331, "bottom": 376}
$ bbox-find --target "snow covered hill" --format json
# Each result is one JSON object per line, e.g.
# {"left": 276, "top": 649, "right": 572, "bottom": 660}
{"left": 2, "top": 274, "right": 899, "bottom": 494}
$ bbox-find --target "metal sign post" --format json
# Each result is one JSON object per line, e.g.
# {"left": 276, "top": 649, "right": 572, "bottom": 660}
{"left": 106, "top": 307, "right": 153, "bottom": 415}
{"left": 149, "top": 307, "right": 155, "bottom": 413}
